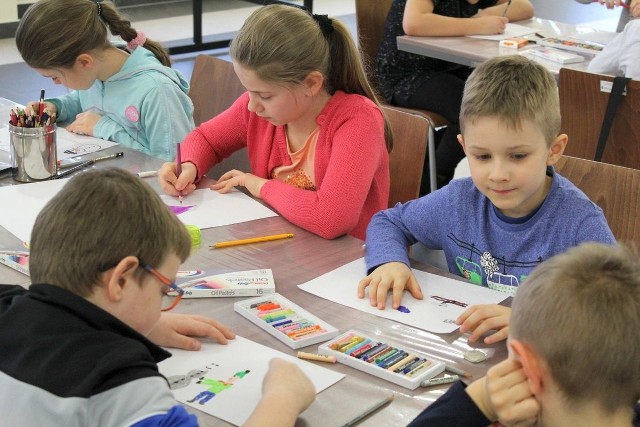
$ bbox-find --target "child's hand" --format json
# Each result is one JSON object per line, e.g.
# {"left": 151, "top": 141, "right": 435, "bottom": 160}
{"left": 262, "top": 358, "right": 315, "bottom": 412}
{"left": 456, "top": 304, "right": 511, "bottom": 344}
{"left": 67, "top": 111, "right": 102, "bottom": 136}
{"left": 244, "top": 358, "right": 315, "bottom": 427}
{"left": 158, "top": 161, "right": 197, "bottom": 197}
{"left": 26, "top": 101, "right": 57, "bottom": 116}
{"left": 148, "top": 313, "right": 236, "bottom": 350}
{"left": 466, "top": 359, "right": 539, "bottom": 425}
{"left": 357, "top": 262, "right": 423, "bottom": 310}
{"left": 598, "top": 0, "right": 626, "bottom": 8}
{"left": 210, "top": 169, "right": 267, "bottom": 198}
{"left": 471, "top": 16, "right": 508, "bottom": 35}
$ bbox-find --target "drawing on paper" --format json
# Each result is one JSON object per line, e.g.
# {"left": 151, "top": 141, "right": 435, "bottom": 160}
{"left": 187, "top": 370, "right": 251, "bottom": 405}
{"left": 169, "top": 205, "right": 195, "bottom": 215}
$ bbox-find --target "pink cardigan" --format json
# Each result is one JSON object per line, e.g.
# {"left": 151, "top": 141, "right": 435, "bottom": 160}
{"left": 181, "top": 90, "right": 390, "bottom": 240}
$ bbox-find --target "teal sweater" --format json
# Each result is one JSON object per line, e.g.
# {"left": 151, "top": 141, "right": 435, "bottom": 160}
{"left": 50, "top": 47, "right": 194, "bottom": 161}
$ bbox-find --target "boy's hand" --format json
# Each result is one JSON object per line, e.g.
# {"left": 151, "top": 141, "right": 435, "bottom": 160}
{"left": 210, "top": 169, "right": 267, "bottom": 198}
{"left": 244, "top": 358, "right": 315, "bottom": 427}
{"left": 357, "top": 262, "right": 423, "bottom": 310}
{"left": 466, "top": 359, "right": 539, "bottom": 425}
{"left": 158, "top": 161, "right": 198, "bottom": 197}
{"left": 67, "top": 111, "right": 102, "bottom": 136}
{"left": 148, "top": 313, "right": 236, "bottom": 350}
{"left": 456, "top": 304, "right": 511, "bottom": 344}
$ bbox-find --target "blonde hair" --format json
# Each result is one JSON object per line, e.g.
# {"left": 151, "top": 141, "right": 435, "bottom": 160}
{"left": 30, "top": 168, "right": 191, "bottom": 297}
{"left": 16, "top": 0, "right": 171, "bottom": 69}
{"left": 460, "top": 55, "right": 560, "bottom": 145}
{"left": 229, "top": 4, "right": 393, "bottom": 152}
{"left": 511, "top": 243, "right": 640, "bottom": 412}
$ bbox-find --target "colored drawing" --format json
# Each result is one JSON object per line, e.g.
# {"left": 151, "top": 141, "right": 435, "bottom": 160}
{"left": 169, "top": 205, "right": 195, "bottom": 215}
{"left": 187, "top": 370, "right": 251, "bottom": 405}
{"left": 396, "top": 306, "right": 410, "bottom": 313}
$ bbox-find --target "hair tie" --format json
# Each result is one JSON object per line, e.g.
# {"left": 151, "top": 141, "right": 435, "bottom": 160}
{"left": 127, "top": 31, "right": 147, "bottom": 51}
{"left": 312, "top": 14, "right": 333, "bottom": 39}
{"left": 96, "top": 1, "right": 102, "bottom": 18}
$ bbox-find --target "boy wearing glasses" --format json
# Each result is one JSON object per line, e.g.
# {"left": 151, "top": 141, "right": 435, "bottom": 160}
{"left": 359, "top": 55, "right": 615, "bottom": 343}
{"left": 0, "top": 168, "right": 314, "bottom": 426}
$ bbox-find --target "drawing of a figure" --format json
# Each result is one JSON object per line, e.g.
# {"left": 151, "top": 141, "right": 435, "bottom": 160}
{"left": 187, "top": 370, "right": 251, "bottom": 405}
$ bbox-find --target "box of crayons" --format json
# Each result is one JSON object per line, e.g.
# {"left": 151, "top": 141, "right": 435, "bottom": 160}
{"left": 234, "top": 293, "right": 339, "bottom": 349}
{"left": 0, "top": 251, "right": 30, "bottom": 276}
{"left": 318, "top": 330, "right": 445, "bottom": 390}
{"left": 174, "top": 269, "right": 276, "bottom": 298}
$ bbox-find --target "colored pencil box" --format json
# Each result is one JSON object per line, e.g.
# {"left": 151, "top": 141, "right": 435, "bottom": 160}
{"left": 234, "top": 293, "right": 339, "bottom": 349}
{"left": 174, "top": 269, "right": 276, "bottom": 298}
{"left": 318, "top": 330, "right": 445, "bottom": 390}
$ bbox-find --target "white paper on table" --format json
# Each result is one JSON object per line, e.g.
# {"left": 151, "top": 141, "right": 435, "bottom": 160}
{"left": 466, "top": 23, "right": 536, "bottom": 40}
{"left": 0, "top": 178, "right": 69, "bottom": 243}
{"left": 161, "top": 188, "right": 277, "bottom": 230}
{"left": 158, "top": 336, "right": 344, "bottom": 426}
{"left": 298, "top": 258, "right": 508, "bottom": 334}
{"left": 0, "top": 127, "right": 119, "bottom": 161}
{"left": 0, "top": 181, "right": 278, "bottom": 244}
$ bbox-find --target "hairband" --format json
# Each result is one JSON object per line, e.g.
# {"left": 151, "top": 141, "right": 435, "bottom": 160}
{"left": 127, "top": 31, "right": 147, "bottom": 51}
{"left": 96, "top": 1, "right": 102, "bottom": 18}
{"left": 312, "top": 14, "right": 333, "bottom": 39}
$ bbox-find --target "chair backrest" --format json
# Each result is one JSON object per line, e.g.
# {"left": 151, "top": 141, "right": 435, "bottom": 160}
{"left": 355, "top": 0, "right": 393, "bottom": 88}
{"left": 383, "top": 105, "right": 430, "bottom": 207}
{"left": 559, "top": 68, "right": 640, "bottom": 169}
{"left": 555, "top": 155, "right": 640, "bottom": 246}
{"left": 188, "top": 55, "right": 250, "bottom": 178}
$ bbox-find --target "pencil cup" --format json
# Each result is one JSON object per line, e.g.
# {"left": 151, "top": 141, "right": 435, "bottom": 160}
{"left": 9, "top": 123, "right": 57, "bottom": 182}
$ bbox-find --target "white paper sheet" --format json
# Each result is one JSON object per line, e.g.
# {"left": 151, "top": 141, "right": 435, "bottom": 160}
{"left": 0, "top": 127, "right": 119, "bottom": 161}
{"left": 158, "top": 336, "right": 344, "bottom": 426}
{"left": 466, "top": 23, "right": 535, "bottom": 40}
{"left": 0, "top": 181, "right": 277, "bottom": 244}
{"left": 161, "top": 188, "right": 277, "bottom": 230}
{"left": 298, "top": 258, "right": 508, "bottom": 334}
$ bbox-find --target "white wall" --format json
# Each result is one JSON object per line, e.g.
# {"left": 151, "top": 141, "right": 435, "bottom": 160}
{"left": 0, "top": 0, "right": 31, "bottom": 25}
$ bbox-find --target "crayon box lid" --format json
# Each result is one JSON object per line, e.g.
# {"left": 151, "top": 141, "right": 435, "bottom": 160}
{"left": 234, "top": 293, "right": 339, "bottom": 349}
{"left": 175, "top": 269, "right": 276, "bottom": 298}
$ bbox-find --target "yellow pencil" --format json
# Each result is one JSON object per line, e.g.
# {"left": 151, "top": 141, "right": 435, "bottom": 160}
{"left": 210, "top": 233, "right": 294, "bottom": 249}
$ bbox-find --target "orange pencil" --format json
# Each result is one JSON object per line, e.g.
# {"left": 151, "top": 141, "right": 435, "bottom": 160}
{"left": 210, "top": 233, "right": 294, "bottom": 249}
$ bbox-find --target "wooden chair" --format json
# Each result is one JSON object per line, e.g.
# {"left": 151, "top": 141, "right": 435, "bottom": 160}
{"left": 383, "top": 105, "right": 431, "bottom": 207}
{"left": 559, "top": 68, "right": 640, "bottom": 169}
{"left": 355, "top": 0, "right": 449, "bottom": 193}
{"left": 555, "top": 155, "right": 640, "bottom": 246}
{"left": 188, "top": 54, "right": 250, "bottom": 177}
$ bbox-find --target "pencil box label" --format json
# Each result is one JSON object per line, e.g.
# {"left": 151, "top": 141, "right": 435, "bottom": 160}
{"left": 0, "top": 252, "right": 30, "bottom": 276}
{"left": 174, "top": 269, "right": 276, "bottom": 298}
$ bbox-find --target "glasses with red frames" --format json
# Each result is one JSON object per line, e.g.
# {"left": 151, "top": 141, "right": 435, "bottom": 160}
{"left": 142, "top": 264, "right": 184, "bottom": 311}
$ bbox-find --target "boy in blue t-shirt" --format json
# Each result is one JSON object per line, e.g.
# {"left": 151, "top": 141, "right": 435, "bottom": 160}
{"left": 359, "top": 55, "right": 615, "bottom": 344}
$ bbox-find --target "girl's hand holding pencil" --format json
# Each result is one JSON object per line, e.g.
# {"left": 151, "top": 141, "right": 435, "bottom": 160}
{"left": 157, "top": 160, "right": 198, "bottom": 200}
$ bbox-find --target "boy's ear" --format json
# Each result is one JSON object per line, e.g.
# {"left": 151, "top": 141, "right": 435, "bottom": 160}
{"left": 546, "top": 133, "right": 568, "bottom": 166}
{"left": 509, "top": 339, "right": 546, "bottom": 396}
{"left": 303, "top": 71, "right": 325, "bottom": 97}
{"left": 105, "top": 256, "right": 140, "bottom": 302}
{"left": 457, "top": 134, "right": 467, "bottom": 153}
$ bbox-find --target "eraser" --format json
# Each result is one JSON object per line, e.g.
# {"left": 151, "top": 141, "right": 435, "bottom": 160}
{"left": 499, "top": 37, "right": 529, "bottom": 49}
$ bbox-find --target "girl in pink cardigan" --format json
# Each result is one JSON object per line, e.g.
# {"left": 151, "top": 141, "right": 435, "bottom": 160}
{"left": 158, "top": 4, "right": 392, "bottom": 240}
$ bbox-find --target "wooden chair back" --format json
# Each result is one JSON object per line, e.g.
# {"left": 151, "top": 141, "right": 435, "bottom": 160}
{"left": 355, "top": 0, "right": 448, "bottom": 193}
{"left": 384, "top": 106, "right": 430, "bottom": 207}
{"left": 188, "top": 55, "right": 250, "bottom": 178}
{"left": 559, "top": 68, "right": 640, "bottom": 169}
{"left": 555, "top": 155, "right": 640, "bottom": 245}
